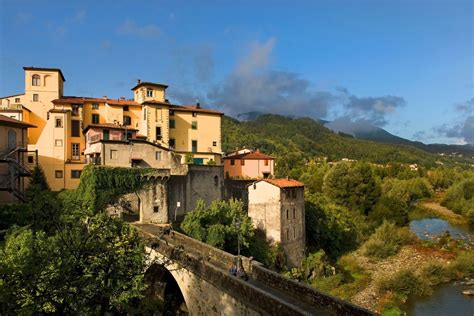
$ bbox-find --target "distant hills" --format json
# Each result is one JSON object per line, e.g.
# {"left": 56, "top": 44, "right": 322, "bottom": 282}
{"left": 234, "top": 112, "right": 474, "bottom": 158}
{"left": 222, "top": 114, "right": 474, "bottom": 170}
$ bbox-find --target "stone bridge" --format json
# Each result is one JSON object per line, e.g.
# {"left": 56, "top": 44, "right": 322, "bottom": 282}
{"left": 134, "top": 223, "right": 375, "bottom": 316}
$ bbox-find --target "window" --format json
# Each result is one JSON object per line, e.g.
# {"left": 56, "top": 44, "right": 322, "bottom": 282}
{"left": 192, "top": 140, "right": 198, "bottom": 153}
{"left": 146, "top": 89, "right": 153, "bottom": 97}
{"left": 71, "top": 105, "right": 79, "bottom": 116}
{"left": 123, "top": 115, "right": 131, "bottom": 126}
{"left": 286, "top": 228, "right": 290, "bottom": 241}
{"left": 292, "top": 188, "right": 297, "bottom": 199}
{"left": 72, "top": 143, "right": 80, "bottom": 160}
{"left": 143, "top": 108, "right": 147, "bottom": 120}
{"left": 231, "top": 159, "right": 235, "bottom": 166}
{"left": 169, "top": 119, "right": 175, "bottom": 129}
{"left": 169, "top": 138, "right": 175, "bottom": 149}
{"left": 14, "top": 98, "right": 20, "bottom": 103}
{"left": 191, "top": 121, "right": 198, "bottom": 130}
{"left": 156, "top": 127, "right": 162, "bottom": 140}
{"left": 293, "top": 228, "right": 296, "bottom": 239}
{"left": 123, "top": 105, "right": 129, "bottom": 112}
{"left": 293, "top": 208, "right": 296, "bottom": 219}
{"left": 192, "top": 112, "right": 197, "bottom": 117}
{"left": 92, "top": 114, "right": 99, "bottom": 124}
{"left": 71, "top": 120, "right": 80, "bottom": 137}
{"left": 33, "top": 94, "right": 39, "bottom": 102}
{"left": 241, "top": 159, "right": 245, "bottom": 166}
{"left": 92, "top": 103, "right": 99, "bottom": 110}
{"left": 71, "top": 170, "right": 82, "bottom": 179}
{"left": 153, "top": 206, "right": 159, "bottom": 213}
{"left": 110, "top": 150, "right": 118, "bottom": 160}
{"left": 264, "top": 159, "right": 269, "bottom": 166}
{"left": 32, "top": 74, "right": 40, "bottom": 86}
{"left": 212, "top": 141, "right": 217, "bottom": 147}
{"left": 155, "top": 151, "right": 162, "bottom": 160}
{"left": 170, "top": 110, "right": 174, "bottom": 116}
{"left": 103, "top": 130, "right": 109, "bottom": 141}
{"left": 55, "top": 117, "right": 63, "bottom": 128}
{"left": 55, "top": 139, "right": 63, "bottom": 147}
{"left": 214, "top": 175, "right": 218, "bottom": 186}
{"left": 55, "top": 170, "right": 63, "bottom": 178}
{"left": 286, "top": 209, "right": 289, "bottom": 220}
{"left": 27, "top": 156, "right": 34, "bottom": 164}
{"left": 126, "top": 132, "right": 132, "bottom": 139}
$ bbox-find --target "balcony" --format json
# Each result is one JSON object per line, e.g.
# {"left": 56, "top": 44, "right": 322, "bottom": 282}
{"left": 89, "top": 134, "right": 125, "bottom": 143}
{"left": 0, "top": 103, "right": 24, "bottom": 111}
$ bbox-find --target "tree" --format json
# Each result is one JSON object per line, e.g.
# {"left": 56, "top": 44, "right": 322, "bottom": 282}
{"left": 181, "top": 199, "right": 254, "bottom": 253}
{"left": 305, "top": 193, "right": 365, "bottom": 260}
{"left": 368, "top": 195, "right": 409, "bottom": 227}
{"left": 0, "top": 214, "right": 147, "bottom": 314}
{"left": 322, "top": 162, "right": 380, "bottom": 214}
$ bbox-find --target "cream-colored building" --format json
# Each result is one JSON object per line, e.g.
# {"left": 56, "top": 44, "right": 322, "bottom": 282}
{"left": 0, "top": 115, "right": 37, "bottom": 202}
{"left": 247, "top": 178, "right": 305, "bottom": 268}
{"left": 0, "top": 67, "right": 223, "bottom": 191}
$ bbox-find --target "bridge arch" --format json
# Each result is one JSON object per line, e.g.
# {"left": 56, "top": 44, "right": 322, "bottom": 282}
{"left": 143, "top": 263, "right": 188, "bottom": 315}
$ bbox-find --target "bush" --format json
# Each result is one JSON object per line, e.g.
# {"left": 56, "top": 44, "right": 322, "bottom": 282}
{"left": 442, "top": 178, "right": 474, "bottom": 218}
{"left": 377, "top": 268, "right": 432, "bottom": 297}
{"left": 382, "top": 177, "right": 433, "bottom": 205}
{"left": 420, "top": 261, "right": 449, "bottom": 285}
{"left": 363, "top": 221, "right": 415, "bottom": 259}
{"left": 368, "top": 196, "right": 409, "bottom": 227}
{"left": 447, "top": 251, "right": 474, "bottom": 279}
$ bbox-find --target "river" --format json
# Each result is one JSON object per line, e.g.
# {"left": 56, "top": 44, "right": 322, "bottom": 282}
{"left": 405, "top": 217, "right": 473, "bottom": 315}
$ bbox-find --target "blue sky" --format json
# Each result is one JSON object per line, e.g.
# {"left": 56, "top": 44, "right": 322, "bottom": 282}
{"left": 1, "top": 0, "right": 472, "bottom": 144}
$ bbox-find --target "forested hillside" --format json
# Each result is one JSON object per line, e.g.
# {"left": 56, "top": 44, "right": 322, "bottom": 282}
{"left": 222, "top": 115, "right": 473, "bottom": 177}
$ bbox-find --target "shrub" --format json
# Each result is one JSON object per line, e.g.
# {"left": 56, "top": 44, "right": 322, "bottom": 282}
{"left": 363, "top": 221, "right": 415, "bottom": 259}
{"left": 368, "top": 195, "right": 409, "bottom": 227}
{"left": 442, "top": 178, "right": 474, "bottom": 218}
{"left": 447, "top": 251, "right": 474, "bottom": 279}
{"left": 420, "top": 261, "right": 449, "bottom": 285}
{"left": 377, "top": 268, "right": 432, "bottom": 297}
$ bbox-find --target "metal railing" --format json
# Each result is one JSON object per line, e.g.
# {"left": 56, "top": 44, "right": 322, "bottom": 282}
{"left": 0, "top": 103, "right": 24, "bottom": 111}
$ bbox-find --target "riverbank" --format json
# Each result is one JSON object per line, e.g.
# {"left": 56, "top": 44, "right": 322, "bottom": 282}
{"left": 415, "top": 200, "right": 468, "bottom": 227}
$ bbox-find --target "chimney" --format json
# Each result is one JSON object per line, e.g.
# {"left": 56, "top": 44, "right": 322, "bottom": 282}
{"left": 120, "top": 96, "right": 125, "bottom": 100}
{"left": 196, "top": 99, "right": 200, "bottom": 108}
{"left": 137, "top": 79, "right": 141, "bottom": 84}
{"left": 102, "top": 96, "right": 108, "bottom": 99}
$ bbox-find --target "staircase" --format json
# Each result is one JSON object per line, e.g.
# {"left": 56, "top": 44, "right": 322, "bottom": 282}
{"left": 0, "top": 147, "right": 34, "bottom": 202}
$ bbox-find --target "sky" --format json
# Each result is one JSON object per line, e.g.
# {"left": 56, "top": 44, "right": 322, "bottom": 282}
{"left": 0, "top": 0, "right": 472, "bottom": 145}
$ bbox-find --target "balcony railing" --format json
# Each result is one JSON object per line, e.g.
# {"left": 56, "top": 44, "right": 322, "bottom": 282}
{"left": 0, "top": 103, "right": 24, "bottom": 111}
{"left": 89, "top": 134, "right": 126, "bottom": 143}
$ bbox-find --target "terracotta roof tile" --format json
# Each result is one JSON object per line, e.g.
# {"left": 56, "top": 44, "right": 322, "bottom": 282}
{"left": 174, "top": 104, "right": 223, "bottom": 115}
{"left": 131, "top": 82, "right": 168, "bottom": 90}
{"left": 83, "top": 123, "right": 138, "bottom": 132}
{"left": 52, "top": 96, "right": 140, "bottom": 107}
{"left": 224, "top": 151, "right": 274, "bottom": 160}
{"left": 261, "top": 178, "right": 304, "bottom": 188}
{"left": 0, "top": 114, "right": 36, "bottom": 128}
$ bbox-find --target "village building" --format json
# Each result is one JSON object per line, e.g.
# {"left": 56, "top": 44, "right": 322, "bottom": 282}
{"left": 0, "top": 67, "right": 223, "bottom": 191}
{"left": 223, "top": 149, "right": 274, "bottom": 179}
{"left": 0, "top": 115, "right": 37, "bottom": 202}
{"left": 247, "top": 178, "right": 305, "bottom": 268}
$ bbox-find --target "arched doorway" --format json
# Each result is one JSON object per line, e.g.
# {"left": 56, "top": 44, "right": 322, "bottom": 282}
{"left": 137, "top": 264, "right": 188, "bottom": 315}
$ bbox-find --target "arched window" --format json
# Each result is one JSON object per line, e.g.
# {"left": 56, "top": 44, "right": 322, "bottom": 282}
{"left": 32, "top": 74, "right": 40, "bottom": 86}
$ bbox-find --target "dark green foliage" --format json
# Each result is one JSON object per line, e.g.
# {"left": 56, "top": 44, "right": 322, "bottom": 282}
{"left": 0, "top": 165, "right": 151, "bottom": 314}
{"left": 248, "top": 229, "right": 285, "bottom": 270}
{"left": 305, "top": 193, "right": 364, "bottom": 260}
{"left": 25, "top": 166, "right": 50, "bottom": 198}
{"left": 427, "top": 167, "right": 463, "bottom": 190}
{"left": 181, "top": 199, "right": 254, "bottom": 253}
{"left": 381, "top": 177, "right": 433, "bottom": 205}
{"left": 322, "top": 161, "right": 380, "bottom": 214}
{"left": 442, "top": 178, "right": 474, "bottom": 224}
{"left": 363, "top": 221, "right": 414, "bottom": 259}
{"left": 368, "top": 196, "right": 409, "bottom": 227}
{"left": 299, "top": 161, "right": 329, "bottom": 193}
{"left": 0, "top": 215, "right": 146, "bottom": 314}
{"left": 60, "top": 165, "right": 155, "bottom": 215}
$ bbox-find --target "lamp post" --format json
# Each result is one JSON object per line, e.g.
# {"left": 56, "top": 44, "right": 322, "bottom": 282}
{"left": 235, "top": 218, "right": 242, "bottom": 271}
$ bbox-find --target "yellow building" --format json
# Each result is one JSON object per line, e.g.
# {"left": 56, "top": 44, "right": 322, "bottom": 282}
{"left": 0, "top": 67, "right": 223, "bottom": 191}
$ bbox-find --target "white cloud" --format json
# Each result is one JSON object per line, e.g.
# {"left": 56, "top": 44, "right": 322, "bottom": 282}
{"left": 117, "top": 20, "right": 161, "bottom": 38}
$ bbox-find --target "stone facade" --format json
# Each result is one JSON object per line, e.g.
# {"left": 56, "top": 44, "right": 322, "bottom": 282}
{"left": 247, "top": 179, "right": 305, "bottom": 268}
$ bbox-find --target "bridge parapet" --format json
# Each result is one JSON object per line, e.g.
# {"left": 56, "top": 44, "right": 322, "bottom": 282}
{"left": 135, "top": 224, "right": 376, "bottom": 316}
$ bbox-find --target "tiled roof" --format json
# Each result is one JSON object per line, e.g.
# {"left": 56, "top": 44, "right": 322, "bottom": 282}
{"left": 131, "top": 81, "right": 169, "bottom": 90}
{"left": 171, "top": 104, "right": 223, "bottom": 115}
{"left": 52, "top": 96, "right": 140, "bottom": 107}
{"left": 0, "top": 114, "right": 36, "bottom": 128}
{"left": 83, "top": 123, "right": 138, "bottom": 132}
{"left": 224, "top": 151, "right": 274, "bottom": 160}
{"left": 23, "top": 66, "right": 66, "bottom": 82}
{"left": 261, "top": 178, "right": 304, "bottom": 188}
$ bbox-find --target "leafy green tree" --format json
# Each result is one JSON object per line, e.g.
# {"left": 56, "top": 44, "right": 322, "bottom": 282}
{"left": 181, "top": 199, "right": 254, "bottom": 253}
{"left": 368, "top": 195, "right": 409, "bottom": 227}
{"left": 442, "top": 178, "right": 474, "bottom": 224}
{"left": 305, "top": 193, "right": 365, "bottom": 260}
{"left": 382, "top": 177, "right": 433, "bottom": 205}
{"left": 299, "top": 161, "right": 329, "bottom": 193}
{"left": 322, "top": 162, "right": 380, "bottom": 214}
{"left": 0, "top": 214, "right": 147, "bottom": 314}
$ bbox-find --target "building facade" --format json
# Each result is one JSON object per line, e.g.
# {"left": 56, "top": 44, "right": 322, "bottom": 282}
{"left": 0, "top": 67, "right": 223, "bottom": 191}
{"left": 0, "top": 115, "right": 37, "bottom": 202}
{"left": 223, "top": 149, "right": 274, "bottom": 179}
{"left": 247, "top": 178, "right": 305, "bottom": 268}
